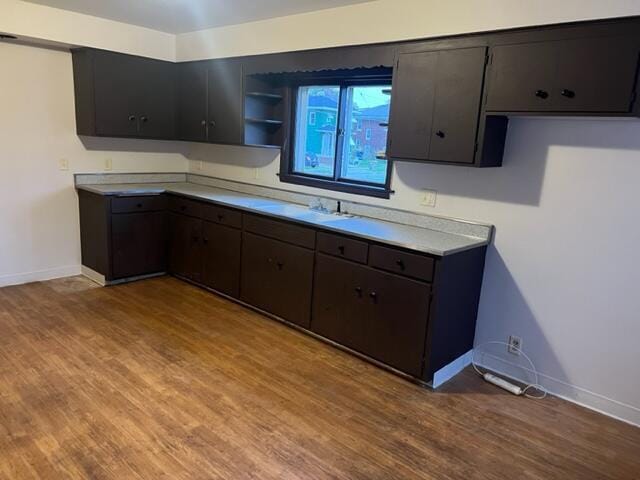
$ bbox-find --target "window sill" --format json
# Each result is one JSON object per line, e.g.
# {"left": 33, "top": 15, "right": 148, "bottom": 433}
{"left": 279, "top": 173, "right": 392, "bottom": 199}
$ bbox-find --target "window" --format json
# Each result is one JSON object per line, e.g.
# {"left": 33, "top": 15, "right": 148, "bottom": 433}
{"left": 284, "top": 82, "right": 392, "bottom": 198}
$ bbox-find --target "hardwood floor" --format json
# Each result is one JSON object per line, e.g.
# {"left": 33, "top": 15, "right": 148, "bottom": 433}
{"left": 0, "top": 276, "right": 638, "bottom": 479}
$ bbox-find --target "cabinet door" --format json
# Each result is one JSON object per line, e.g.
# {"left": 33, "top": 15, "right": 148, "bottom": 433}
{"left": 201, "top": 221, "right": 241, "bottom": 297}
{"left": 111, "top": 212, "right": 167, "bottom": 279}
{"left": 428, "top": 47, "right": 487, "bottom": 164}
{"left": 554, "top": 36, "right": 639, "bottom": 113}
{"left": 485, "top": 42, "right": 558, "bottom": 112}
{"left": 137, "top": 58, "right": 175, "bottom": 139}
{"left": 387, "top": 51, "right": 438, "bottom": 160}
{"left": 168, "top": 213, "right": 203, "bottom": 282}
{"left": 207, "top": 59, "right": 244, "bottom": 144}
{"left": 311, "top": 254, "right": 369, "bottom": 353}
{"left": 240, "top": 233, "right": 314, "bottom": 328}
{"left": 176, "top": 62, "right": 208, "bottom": 142}
{"left": 93, "top": 51, "right": 142, "bottom": 137}
{"left": 364, "top": 269, "right": 431, "bottom": 377}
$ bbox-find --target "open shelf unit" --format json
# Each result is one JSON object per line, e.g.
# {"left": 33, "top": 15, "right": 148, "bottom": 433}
{"left": 244, "top": 74, "right": 288, "bottom": 148}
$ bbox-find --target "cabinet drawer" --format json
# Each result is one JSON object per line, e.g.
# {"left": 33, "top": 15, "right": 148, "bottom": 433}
{"left": 201, "top": 203, "right": 242, "bottom": 229}
{"left": 168, "top": 195, "right": 203, "bottom": 218}
{"left": 243, "top": 214, "right": 315, "bottom": 249}
{"left": 369, "top": 245, "right": 434, "bottom": 282}
{"left": 317, "top": 232, "right": 368, "bottom": 264}
{"left": 111, "top": 195, "right": 166, "bottom": 214}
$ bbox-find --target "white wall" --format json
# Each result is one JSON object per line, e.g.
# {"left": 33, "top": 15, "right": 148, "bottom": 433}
{"left": 181, "top": 0, "right": 640, "bottom": 425}
{"left": 0, "top": 42, "right": 188, "bottom": 287}
{"left": 0, "top": 0, "right": 175, "bottom": 60}
{"left": 176, "top": 0, "right": 640, "bottom": 60}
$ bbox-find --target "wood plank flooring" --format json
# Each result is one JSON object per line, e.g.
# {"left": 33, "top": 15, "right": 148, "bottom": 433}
{"left": 0, "top": 276, "right": 638, "bottom": 479}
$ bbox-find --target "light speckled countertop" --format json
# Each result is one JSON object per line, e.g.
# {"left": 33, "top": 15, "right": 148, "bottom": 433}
{"left": 77, "top": 182, "right": 489, "bottom": 256}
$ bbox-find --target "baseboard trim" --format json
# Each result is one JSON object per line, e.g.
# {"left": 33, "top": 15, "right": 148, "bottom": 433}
{"left": 476, "top": 352, "right": 640, "bottom": 428}
{"left": 432, "top": 350, "right": 473, "bottom": 388}
{"left": 0, "top": 265, "right": 81, "bottom": 288}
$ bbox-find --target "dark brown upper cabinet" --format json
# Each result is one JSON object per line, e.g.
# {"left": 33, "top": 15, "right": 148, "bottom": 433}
{"left": 387, "top": 47, "right": 489, "bottom": 165}
{"left": 72, "top": 49, "right": 175, "bottom": 139}
{"left": 175, "top": 59, "right": 244, "bottom": 145}
{"left": 486, "top": 35, "right": 640, "bottom": 114}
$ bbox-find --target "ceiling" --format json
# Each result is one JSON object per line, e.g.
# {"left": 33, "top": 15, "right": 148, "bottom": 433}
{"left": 22, "top": 0, "right": 377, "bottom": 34}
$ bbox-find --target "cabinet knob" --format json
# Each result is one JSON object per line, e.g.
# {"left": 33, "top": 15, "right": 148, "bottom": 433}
{"left": 435, "top": 130, "right": 445, "bottom": 138}
{"left": 140, "top": 116, "right": 149, "bottom": 123}
{"left": 534, "top": 90, "right": 549, "bottom": 99}
{"left": 128, "top": 115, "right": 136, "bottom": 122}
{"left": 396, "top": 259, "right": 405, "bottom": 271}
{"left": 561, "top": 89, "right": 575, "bottom": 98}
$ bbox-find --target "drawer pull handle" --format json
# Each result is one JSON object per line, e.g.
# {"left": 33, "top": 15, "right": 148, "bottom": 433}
{"left": 561, "top": 89, "right": 575, "bottom": 98}
{"left": 396, "top": 259, "right": 405, "bottom": 270}
{"left": 534, "top": 89, "right": 549, "bottom": 99}
{"left": 338, "top": 245, "right": 345, "bottom": 255}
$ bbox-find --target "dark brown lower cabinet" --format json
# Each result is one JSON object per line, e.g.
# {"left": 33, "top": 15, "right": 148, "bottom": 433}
{"left": 240, "top": 232, "right": 314, "bottom": 328}
{"left": 312, "top": 254, "right": 430, "bottom": 377}
{"left": 168, "top": 213, "right": 204, "bottom": 283}
{"left": 364, "top": 267, "right": 431, "bottom": 377}
{"left": 311, "top": 254, "right": 370, "bottom": 353}
{"left": 112, "top": 212, "right": 167, "bottom": 280}
{"left": 202, "top": 221, "right": 241, "bottom": 297}
{"left": 79, "top": 191, "right": 487, "bottom": 385}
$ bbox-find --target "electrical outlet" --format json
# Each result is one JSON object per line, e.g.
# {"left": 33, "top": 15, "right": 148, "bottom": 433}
{"left": 420, "top": 189, "right": 437, "bottom": 207}
{"left": 508, "top": 335, "right": 522, "bottom": 355}
{"left": 58, "top": 158, "right": 69, "bottom": 171}
{"left": 104, "top": 158, "right": 113, "bottom": 171}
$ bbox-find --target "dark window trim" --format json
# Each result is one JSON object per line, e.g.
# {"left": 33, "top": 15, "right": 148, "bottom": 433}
{"left": 279, "top": 74, "right": 394, "bottom": 199}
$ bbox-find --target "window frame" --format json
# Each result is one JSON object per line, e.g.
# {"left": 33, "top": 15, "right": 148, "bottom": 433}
{"left": 279, "top": 77, "right": 393, "bottom": 199}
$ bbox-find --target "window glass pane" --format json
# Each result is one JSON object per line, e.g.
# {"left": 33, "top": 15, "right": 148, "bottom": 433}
{"left": 293, "top": 86, "right": 340, "bottom": 178}
{"left": 339, "top": 85, "right": 390, "bottom": 185}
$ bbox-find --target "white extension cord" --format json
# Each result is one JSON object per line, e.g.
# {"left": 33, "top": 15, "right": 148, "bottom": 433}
{"left": 472, "top": 341, "right": 547, "bottom": 399}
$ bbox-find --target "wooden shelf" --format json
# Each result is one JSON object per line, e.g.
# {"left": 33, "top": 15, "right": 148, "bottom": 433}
{"left": 245, "top": 143, "right": 282, "bottom": 149}
{"left": 245, "top": 117, "right": 283, "bottom": 126}
{"left": 246, "top": 91, "right": 284, "bottom": 100}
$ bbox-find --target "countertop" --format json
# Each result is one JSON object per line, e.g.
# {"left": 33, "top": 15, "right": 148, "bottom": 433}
{"left": 77, "top": 182, "right": 489, "bottom": 256}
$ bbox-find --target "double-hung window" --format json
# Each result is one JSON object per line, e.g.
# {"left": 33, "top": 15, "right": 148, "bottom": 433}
{"left": 282, "top": 81, "right": 393, "bottom": 198}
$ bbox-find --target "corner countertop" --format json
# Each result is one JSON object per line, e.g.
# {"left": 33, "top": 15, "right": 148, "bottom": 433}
{"left": 77, "top": 182, "right": 490, "bottom": 256}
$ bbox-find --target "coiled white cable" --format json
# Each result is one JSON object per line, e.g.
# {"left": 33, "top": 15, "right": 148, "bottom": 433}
{"left": 472, "top": 341, "right": 547, "bottom": 399}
